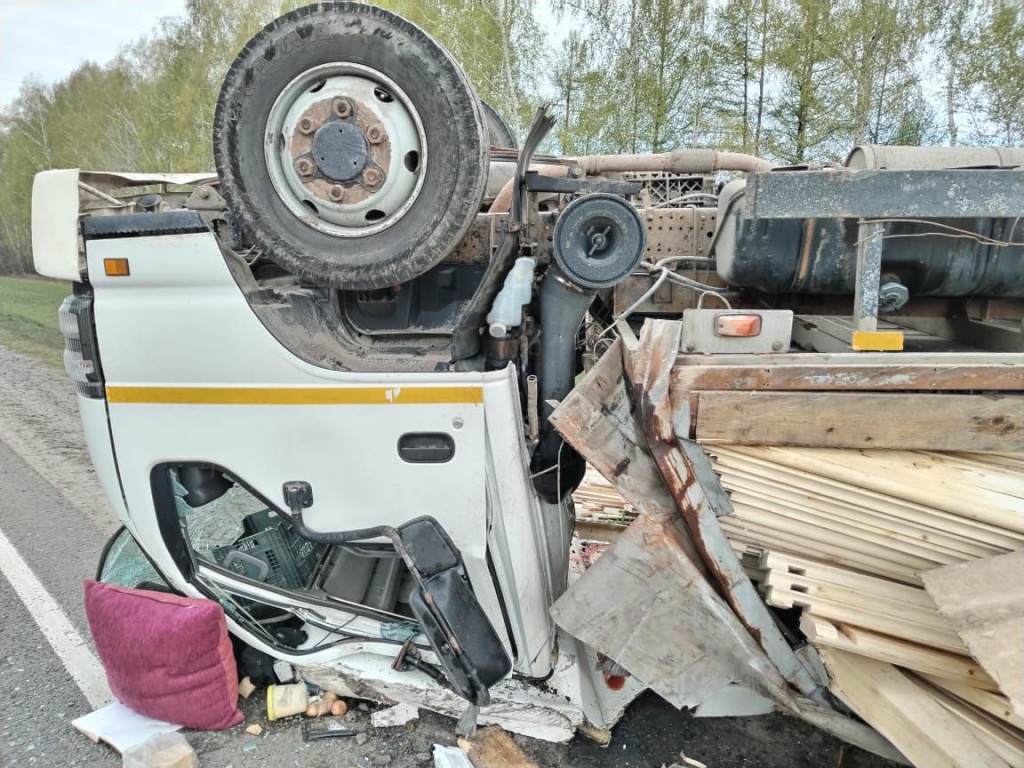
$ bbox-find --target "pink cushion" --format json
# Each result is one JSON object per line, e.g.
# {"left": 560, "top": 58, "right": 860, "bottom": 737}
{"left": 84, "top": 580, "right": 243, "bottom": 730}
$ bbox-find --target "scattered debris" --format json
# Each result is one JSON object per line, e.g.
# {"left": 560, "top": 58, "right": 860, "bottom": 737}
{"left": 266, "top": 683, "right": 309, "bottom": 721}
{"left": 371, "top": 702, "right": 420, "bottom": 729}
{"left": 433, "top": 744, "right": 474, "bottom": 768}
{"left": 273, "top": 661, "right": 296, "bottom": 684}
{"left": 72, "top": 701, "right": 181, "bottom": 754}
{"left": 244, "top": 723, "right": 262, "bottom": 736}
{"left": 457, "top": 726, "right": 538, "bottom": 768}
{"left": 301, "top": 718, "right": 357, "bottom": 742}
{"left": 121, "top": 732, "right": 196, "bottom": 768}
{"left": 237, "top": 677, "right": 257, "bottom": 699}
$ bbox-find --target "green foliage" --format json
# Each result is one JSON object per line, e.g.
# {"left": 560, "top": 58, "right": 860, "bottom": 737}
{"left": 0, "top": 0, "right": 1020, "bottom": 274}
{"left": 0, "top": 276, "right": 70, "bottom": 366}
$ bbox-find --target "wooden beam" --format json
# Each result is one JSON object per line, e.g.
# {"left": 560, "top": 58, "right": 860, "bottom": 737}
{"left": 800, "top": 614, "right": 998, "bottom": 692}
{"left": 819, "top": 648, "right": 1010, "bottom": 768}
{"left": 693, "top": 392, "right": 1024, "bottom": 451}
{"left": 923, "top": 551, "right": 1024, "bottom": 718}
{"left": 673, "top": 363, "right": 1024, "bottom": 393}
{"left": 920, "top": 675, "right": 1024, "bottom": 732}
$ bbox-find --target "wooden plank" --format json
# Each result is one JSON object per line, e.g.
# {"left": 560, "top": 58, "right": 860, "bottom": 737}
{"left": 921, "top": 675, "right": 1024, "bottom": 732}
{"left": 673, "top": 363, "right": 1024, "bottom": 393}
{"left": 710, "top": 447, "right": 1024, "bottom": 550}
{"left": 912, "top": 675, "right": 1024, "bottom": 768}
{"left": 721, "top": 523, "right": 923, "bottom": 585}
{"left": 800, "top": 614, "right": 998, "bottom": 692}
{"left": 764, "top": 587, "right": 968, "bottom": 654}
{"left": 819, "top": 648, "right": 1011, "bottom": 768}
{"left": 726, "top": 480, "right": 987, "bottom": 563}
{"left": 715, "top": 446, "right": 1024, "bottom": 534}
{"left": 723, "top": 473, "right": 1003, "bottom": 561}
{"left": 923, "top": 551, "right": 1024, "bottom": 718}
{"left": 677, "top": 351, "right": 1024, "bottom": 367}
{"left": 721, "top": 501, "right": 947, "bottom": 573}
{"left": 458, "top": 726, "right": 539, "bottom": 768}
{"left": 694, "top": 392, "right": 1024, "bottom": 451}
{"left": 763, "top": 552, "right": 940, "bottom": 606}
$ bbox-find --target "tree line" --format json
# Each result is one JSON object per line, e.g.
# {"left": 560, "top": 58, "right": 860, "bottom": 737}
{"left": 1, "top": 0, "right": 1021, "bottom": 274}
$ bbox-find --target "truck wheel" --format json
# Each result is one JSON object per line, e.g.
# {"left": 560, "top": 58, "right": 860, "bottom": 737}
{"left": 213, "top": 3, "right": 488, "bottom": 289}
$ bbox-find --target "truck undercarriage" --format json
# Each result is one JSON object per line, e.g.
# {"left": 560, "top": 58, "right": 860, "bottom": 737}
{"left": 31, "top": 3, "right": 1024, "bottom": 763}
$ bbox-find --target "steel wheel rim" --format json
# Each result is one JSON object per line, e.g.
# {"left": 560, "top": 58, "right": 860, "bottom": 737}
{"left": 265, "top": 62, "right": 427, "bottom": 238}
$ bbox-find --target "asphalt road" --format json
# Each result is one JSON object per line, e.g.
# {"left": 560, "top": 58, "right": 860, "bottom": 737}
{"left": 0, "top": 344, "right": 881, "bottom": 768}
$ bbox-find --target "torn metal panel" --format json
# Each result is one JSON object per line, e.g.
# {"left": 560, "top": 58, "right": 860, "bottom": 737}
{"left": 550, "top": 512, "right": 798, "bottom": 710}
{"left": 549, "top": 342, "right": 796, "bottom": 710}
{"left": 623, "top": 319, "right": 824, "bottom": 702}
{"left": 549, "top": 340, "right": 709, "bottom": 576}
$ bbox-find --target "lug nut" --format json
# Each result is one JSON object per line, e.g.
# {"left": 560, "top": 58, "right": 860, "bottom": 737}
{"left": 295, "top": 158, "right": 315, "bottom": 177}
{"left": 366, "top": 124, "right": 385, "bottom": 144}
{"left": 363, "top": 168, "right": 384, "bottom": 188}
{"left": 327, "top": 184, "right": 345, "bottom": 202}
{"left": 333, "top": 98, "right": 353, "bottom": 119}
{"left": 298, "top": 117, "right": 316, "bottom": 135}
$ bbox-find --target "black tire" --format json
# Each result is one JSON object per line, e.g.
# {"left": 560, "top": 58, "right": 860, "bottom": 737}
{"left": 213, "top": 3, "right": 488, "bottom": 289}
{"left": 480, "top": 99, "right": 518, "bottom": 149}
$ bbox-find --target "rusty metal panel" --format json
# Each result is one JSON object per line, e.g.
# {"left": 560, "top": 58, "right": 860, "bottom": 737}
{"left": 623, "top": 319, "right": 826, "bottom": 702}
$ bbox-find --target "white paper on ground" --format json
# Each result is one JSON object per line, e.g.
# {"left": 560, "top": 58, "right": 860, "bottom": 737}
{"left": 72, "top": 702, "right": 182, "bottom": 754}
{"left": 433, "top": 744, "right": 474, "bottom": 768}
{"left": 371, "top": 702, "right": 420, "bottom": 728}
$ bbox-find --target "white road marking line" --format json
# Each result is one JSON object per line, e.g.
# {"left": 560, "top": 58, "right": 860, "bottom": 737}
{"left": 0, "top": 525, "right": 112, "bottom": 709}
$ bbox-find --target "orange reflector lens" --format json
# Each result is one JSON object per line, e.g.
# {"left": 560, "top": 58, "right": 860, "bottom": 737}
{"left": 104, "top": 258, "right": 130, "bottom": 277}
{"left": 715, "top": 313, "right": 762, "bottom": 337}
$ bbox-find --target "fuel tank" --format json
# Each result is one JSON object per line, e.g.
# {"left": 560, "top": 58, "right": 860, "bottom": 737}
{"left": 714, "top": 148, "right": 1024, "bottom": 298}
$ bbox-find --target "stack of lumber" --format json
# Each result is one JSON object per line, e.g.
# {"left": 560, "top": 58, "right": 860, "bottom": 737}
{"left": 711, "top": 445, "right": 1024, "bottom": 768}
{"left": 572, "top": 465, "right": 637, "bottom": 540}
{"left": 710, "top": 446, "right": 1024, "bottom": 586}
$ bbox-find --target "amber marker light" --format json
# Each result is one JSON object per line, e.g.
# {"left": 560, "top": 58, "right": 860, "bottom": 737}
{"left": 103, "top": 258, "right": 131, "bottom": 277}
{"left": 715, "top": 313, "right": 762, "bottom": 337}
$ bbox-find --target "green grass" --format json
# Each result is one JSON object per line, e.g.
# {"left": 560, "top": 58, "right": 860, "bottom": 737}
{"left": 0, "top": 276, "right": 70, "bottom": 367}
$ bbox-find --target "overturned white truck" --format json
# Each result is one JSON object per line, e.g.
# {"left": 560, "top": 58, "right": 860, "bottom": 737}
{"left": 32, "top": 3, "right": 1024, "bottom": 761}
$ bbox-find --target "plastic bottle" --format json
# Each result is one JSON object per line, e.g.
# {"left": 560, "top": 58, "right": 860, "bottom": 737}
{"left": 266, "top": 683, "right": 310, "bottom": 720}
{"left": 486, "top": 257, "right": 536, "bottom": 337}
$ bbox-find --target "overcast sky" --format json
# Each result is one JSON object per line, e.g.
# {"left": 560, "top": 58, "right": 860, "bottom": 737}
{"left": 0, "top": 0, "right": 186, "bottom": 108}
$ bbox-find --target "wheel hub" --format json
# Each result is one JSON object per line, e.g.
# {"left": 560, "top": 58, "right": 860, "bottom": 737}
{"left": 311, "top": 120, "right": 370, "bottom": 182}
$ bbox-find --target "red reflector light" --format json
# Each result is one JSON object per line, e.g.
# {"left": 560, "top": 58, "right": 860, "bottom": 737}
{"left": 715, "top": 313, "right": 762, "bottom": 337}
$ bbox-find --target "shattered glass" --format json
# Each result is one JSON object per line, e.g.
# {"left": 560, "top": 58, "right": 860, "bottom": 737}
{"left": 98, "top": 528, "right": 167, "bottom": 589}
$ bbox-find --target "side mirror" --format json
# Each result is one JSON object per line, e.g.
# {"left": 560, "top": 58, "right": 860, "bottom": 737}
{"left": 397, "top": 518, "right": 512, "bottom": 706}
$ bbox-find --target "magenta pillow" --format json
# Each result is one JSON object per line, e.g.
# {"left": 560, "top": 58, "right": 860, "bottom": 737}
{"left": 84, "top": 580, "right": 243, "bottom": 730}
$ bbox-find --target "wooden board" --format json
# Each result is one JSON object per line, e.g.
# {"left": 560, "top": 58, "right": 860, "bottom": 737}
{"left": 923, "top": 551, "right": 1024, "bottom": 718}
{"left": 673, "top": 362, "right": 1024, "bottom": 393}
{"left": 693, "top": 392, "right": 1024, "bottom": 451}
{"left": 819, "top": 648, "right": 1010, "bottom": 768}
{"left": 800, "top": 614, "right": 998, "bottom": 692}
{"left": 458, "top": 727, "right": 539, "bottom": 768}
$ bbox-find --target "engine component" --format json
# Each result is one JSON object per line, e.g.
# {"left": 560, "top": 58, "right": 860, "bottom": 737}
{"left": 532, "top": 194, "right": 645, "bottom": 502}
{"left": 213, "top": 3, "right": 488, "bottom": 290}
{"left": 552, "top": 194, "right": 646, "bottom": 290}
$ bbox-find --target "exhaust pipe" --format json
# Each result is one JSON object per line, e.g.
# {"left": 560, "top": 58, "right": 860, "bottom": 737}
{"left": 531, "top": 194, "right": 645, "bottom": 502}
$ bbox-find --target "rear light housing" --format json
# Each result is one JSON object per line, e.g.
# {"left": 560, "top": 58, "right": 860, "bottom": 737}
{"left": 58, "top": 286, "right": 105, "bottom": 398}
